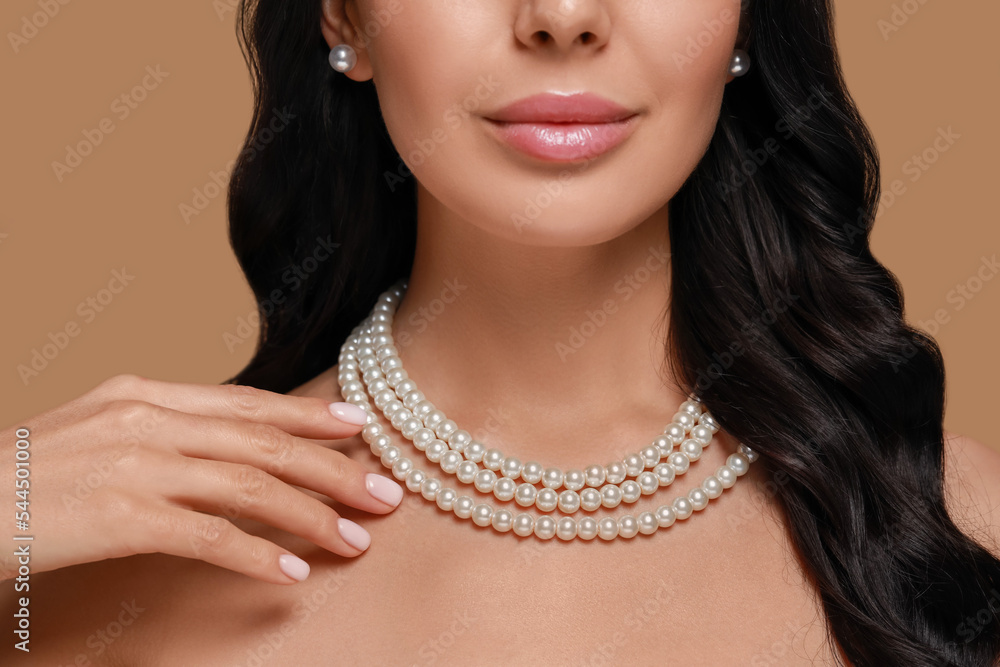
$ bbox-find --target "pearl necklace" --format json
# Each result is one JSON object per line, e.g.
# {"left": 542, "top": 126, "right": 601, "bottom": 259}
{"left": 336, "top": 281, "right": 758, "bottom": 541}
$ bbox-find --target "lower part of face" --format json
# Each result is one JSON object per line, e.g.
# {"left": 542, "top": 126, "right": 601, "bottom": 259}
{"left": 360, "top": 0, "right": 742, "bottom": 247}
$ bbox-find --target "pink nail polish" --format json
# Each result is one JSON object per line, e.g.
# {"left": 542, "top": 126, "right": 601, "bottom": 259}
{"left": 278, "top": 553, "right": 310, "bottom": 581}
{"left": 366, "top": 473, "right": 403, "bottom": 507}
{"left": 329, "top": 401, "right": 368, "bottom": 425}
{"left": 338, "top": 518, "right": 371, "bottom": 551}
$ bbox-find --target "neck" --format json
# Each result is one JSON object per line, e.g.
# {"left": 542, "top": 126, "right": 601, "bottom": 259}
{"left": 390, "top": 188, "right": 689, "bottom": 469}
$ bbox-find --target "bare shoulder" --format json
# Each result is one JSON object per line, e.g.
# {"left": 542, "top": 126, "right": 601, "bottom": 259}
{"left": 942, "top": 429, "right": 1000, "bottom": 557}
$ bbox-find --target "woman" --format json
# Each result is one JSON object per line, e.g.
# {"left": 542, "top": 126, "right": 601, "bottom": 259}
{"left": 3, "top": 0, "right": 1000, "bottom": 664}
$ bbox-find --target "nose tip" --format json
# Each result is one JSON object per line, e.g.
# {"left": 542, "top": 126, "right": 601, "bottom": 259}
{"left": 515, "top": 0, "right": 612, "bottom": 54}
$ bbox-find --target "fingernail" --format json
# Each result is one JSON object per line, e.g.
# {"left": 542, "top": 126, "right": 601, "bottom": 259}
{"left": 338, "top": 518, "right": 371, "bottom": 552}
{"left": 366, "top": 473, "right": 404, "bottom": 507}
{"left": 278, "top": 553, "right": 310, "bottom": 581}
{"left": 329, "top": 401, "right": 368, "bottom": 425}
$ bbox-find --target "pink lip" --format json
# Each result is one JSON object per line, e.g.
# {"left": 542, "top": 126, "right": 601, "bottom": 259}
{"left": 484, "top": 92, "right": 640, "bottom": 163}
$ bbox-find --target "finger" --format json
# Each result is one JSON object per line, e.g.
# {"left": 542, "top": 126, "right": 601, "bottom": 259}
{"left": 154, "top": 453, "right": 372, "bottom": 558}
{"left": 128, "top": 401, "right": 403, "bottom": 514}
{"left": 89, "top": 373, "right": 367, "bottom": 440}
{"left": 123, "top": 499, "right": 318, "bottom": 585}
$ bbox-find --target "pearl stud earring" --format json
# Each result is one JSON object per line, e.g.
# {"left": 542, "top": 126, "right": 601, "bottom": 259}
{"left": 729, "top": 49, "right": 751, "bottom": 77}
{"left": 329, "top": 44, "right": 357, "bottom": 73}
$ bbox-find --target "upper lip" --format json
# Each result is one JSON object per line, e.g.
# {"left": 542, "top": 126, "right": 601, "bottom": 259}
{"left": 485, "top": 92, "right": 638, "bottom": 124}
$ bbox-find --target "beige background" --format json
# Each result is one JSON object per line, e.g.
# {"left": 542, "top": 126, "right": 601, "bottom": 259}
{"left": 2, "top": 1, "right": 997, "bottom": 448}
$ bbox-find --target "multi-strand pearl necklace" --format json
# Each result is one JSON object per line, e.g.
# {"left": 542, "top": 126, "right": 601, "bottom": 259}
{"left": 337, "top": 280, "right": 759, "bottom": 541}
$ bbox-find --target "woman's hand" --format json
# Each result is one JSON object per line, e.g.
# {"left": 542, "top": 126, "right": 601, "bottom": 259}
{"left": 0, "top": 374, "right": 402, "bottom": 585}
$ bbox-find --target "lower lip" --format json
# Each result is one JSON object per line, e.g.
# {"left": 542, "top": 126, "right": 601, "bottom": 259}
{"left": 484, "top": 116, "right": 639, "bottom": 163}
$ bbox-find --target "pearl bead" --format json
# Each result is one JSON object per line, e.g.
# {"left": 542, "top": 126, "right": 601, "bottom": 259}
{"left": 483, "top": 449, "right": 504, "bottom": 471}
{"left": 514, "top": 483, "right": 538, "bottom": 507}
{"left": 688, "top": 488, "right": 709, "bottom": 511}
{"left": 371, "top": 434, "right": 391, "bottom": 456}
{"left": 577, "top": 517, "right": 599, "bottom": 540}
{"left": 536, "top": 488, "right": 558, "bottom": 512}
{"left": 679, "top": 399, "right": 702, "bottom": 416}
{"left": 716, "top": 465, "right": 737, "bottom": 488}
{"left": 342, "top": 380, "right": 363, "bottom": 394}
{"left": 654, "top": 463, "right": 676, "bottom": 487}
{"left": 493, "top": 477, "right": 517, "bottom": 501}
{"left": 618, "top": 515, "right": 639, "bottom": 538}
{"left": 690, "top": 424, "right": 713, "bottom": 445}
{"left": 386, "top": 368, "right": 408, "bottom": 388}
{"left": 439, "top": 450, "right": 462, "bottom": 474}
{"left": 361, "top": 423, "right": 382, "bottom": 444}
{"left": 580, "top": 487, "right": 602, "bottom": 511}
{"left": 605, "top": 462, "right": 627, "bottom": 485}
{"left": 584, "top": 465, "right": 606, "bottom": 487}
{"left": 391, "top": 457, "right": 413, "bottom": 480}
{"left": 390, "top": 409, "right": 410, "bottom": 430}
{"left": 405, "top": 469, "right": 426, "bottom": 492}
{"left": 472, "top": 504, "right": 493, "bottom": 527}
{"left": 542, "top": 468, "right": 564, "bottom": 490}
{"left": 727, "top": 452, "right": 750, "bottom": 476}
{"left": 558, "top": 490, "right": 581, "bottom": 513}
{"left": 624, "top": 453, "right": 644, "bottom": 477}
{"left": 434, "top": 419, "right": 458, "bottom": 441}
{"left": 521, "top": 462, "right": 544, "bottom": 484}
{"left": 672, "top": 496, "right": 694, "bottom": 520}
{"left": 453, "top": 496, "right": 474, "bottom": 519}
{"left": 739, "top": 443, "right": 760, "bottom": 462}
{"left": 534, "top": 516, "right": 556, "bottom": 540}
{"left": 383, "top": 400, "right": 403, "bottom": 420}
{"left": 501, "top": 457, "right": 523, "bottom": 480}
{"left": 380, "top": 355, "right": 402, "bottom": 373}
{"left": 420, "top": 477, "right": 441, "bottom": 501}
{"left": 673, "top": 412, "right": 695, "bottom": 431}
{"left": 513, "top": 514, "right": 535, "bottom": 537}
{"left": 345, "top": 390, "right": 367, "bottom": 405}
{"left": 464, "top": 441, "right": 486, "bottom": 463}
{"left": 637, "top": 471, "right": 659, "bottom": 495}
{"left": 667, "top": 451, "right": 690, "bottom": 474}
{"left": 446, "top": 429, "right": 472, "bottom": 451}
{"left": 640, "top": 446, "right": 661, "bottom": 467}
{"left": 601, "top": 484, "right": 623, "bottom": 508}
{"left": 702, "top": 476, "right": 723, "bottom": 499}
{"left": 491, "top": 509, "right": 514, "bottom": 532}
{"left": 436, "top": 488, "right": 457, "bottom": 511}
{"left": 456, "top": 461, "right": 477, "bottom": 484}
{"left": 556, "top": 517, "right": 577, "bottom": 541}
{"left": 655, "top": 505, "right": 677, "bottom": 528}
{"left": 597, "top": 517, "right": 619, "bottom": 540}
{"left": 664, "top": 423, "right": 686, "bottom": 444}
{"left": 412, "top": 428, "right": 435, "bottom": 450}
{"left": 425, "top": 440, "right": 448, "bottom": 463}
{"left": 698, "top": 412, "right": 719, "bottom": 433}
{"left": 394, "top": 379, "right": 417, "bottom": 397}
{"left": 620, "top": 480, "right": 641, "bottom": 504}
{"left": 680, "top": 439, "right": 703, "bottom": 461}
{"left": 401, "top": 417, "right": 422, "bottom": 439}
{"left": 402, "top": 390, "right": 425, "bottom": 410}
{"left": 374, "top": 389, "right": 395, "bottom": 410}
{"left": 413, "top": 400, "right": 434, "bottom": 419}
{"left": 637, "top": 511, "right": 659, "bottom": 535}
{"left": 651, "top": 435, "right": 673, "bottom": 456}
{"left": 563, "top": 469, "right": 585, "bottom": 491}
{"left": 380, "top": 446, "right": 401, "bottom": 467}
{"left": 424, "top": 409, "right": 445, "bottom": 430}
{"left": 473, "top": 469, "right": 497, "bottom": 493}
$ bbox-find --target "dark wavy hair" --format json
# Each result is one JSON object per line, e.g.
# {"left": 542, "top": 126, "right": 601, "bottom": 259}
{"left": 222, "top": 0, "right": 1000, "bottom": 663}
